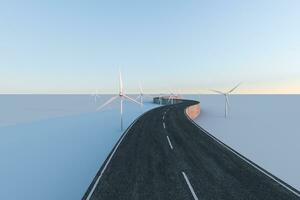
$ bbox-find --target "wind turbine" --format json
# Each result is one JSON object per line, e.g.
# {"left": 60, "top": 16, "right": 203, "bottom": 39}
{"left": 91, "top": 90, "right": 101, "bottom": 103}
{"left": 97, "top": 70, "right": 141, "bottom": 131}
{"left": 136, "top": 82, "right": 154, "bottom": 107}
{"left": 136, "top": 82, "right": 145, "bottom": 107}
{"left": 168, "top": 94, "right": 176, "bottom": 104}
{"left": 211, "top": 83, "right": 241, "bottom": 118}
{"left": 168, "top": 89, "right": 180, "bottom": 104}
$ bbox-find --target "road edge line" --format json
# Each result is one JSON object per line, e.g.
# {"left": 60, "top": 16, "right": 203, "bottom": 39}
{"left": 83, "top": 106, "right": 161, "bottom": 200}
{"left": 184, "top": 104, "right": 300, "bottom": 198}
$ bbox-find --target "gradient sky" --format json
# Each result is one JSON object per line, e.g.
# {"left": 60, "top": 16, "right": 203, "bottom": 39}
{"left": 0, "top": 0, "right": 300, "bottom": 94}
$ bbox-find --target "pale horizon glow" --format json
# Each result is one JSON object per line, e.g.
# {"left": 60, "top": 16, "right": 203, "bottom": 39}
{"left": 0, "top": 1, "right": 300, "bottom": 94}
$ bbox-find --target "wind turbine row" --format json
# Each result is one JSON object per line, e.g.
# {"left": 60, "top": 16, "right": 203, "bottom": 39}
{"left": 97, "top": 70, "right": 141, "bottom": 131}
{"left": 211, "top": 83, "right": 241, "bottom": 118}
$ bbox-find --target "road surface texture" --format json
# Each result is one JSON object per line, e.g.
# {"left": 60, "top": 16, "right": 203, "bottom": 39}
{"left": 83, "top": 100, "right": 300, "bottom": 200}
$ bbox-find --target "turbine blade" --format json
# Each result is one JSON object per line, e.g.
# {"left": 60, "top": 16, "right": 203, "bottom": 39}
{"left": 228, "top": 82, "right": 242, "bottom": 93}
{"left": 135, "top": 95, "right": 141, "bottom": 100}
{"left": 96, "top": 96, "right": 118, "bottom": 111}
{"left": 119, "top": 69, "right": 123, "bottom": 94}
{"left": 210, "top": 89, "right": 225, "bottom": 95}
{"left": 124, "top": 95, "right": 142, "bottom": 105}
{"left": 139, "top": 82, "right": 143, "bottom": 94}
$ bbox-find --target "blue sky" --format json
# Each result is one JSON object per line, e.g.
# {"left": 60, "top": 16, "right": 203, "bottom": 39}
{"left": 0, "top": 0, "right": 299, "bottom": 94}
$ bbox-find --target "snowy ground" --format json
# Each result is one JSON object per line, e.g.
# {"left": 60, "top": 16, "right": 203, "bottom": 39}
{"left": 0, "top": 95, "right": 157, "bottom": 200}
{"left": 1, "top": 95, "right": 299, "bottom": 199}
{"left": 188, "top": 94, "right": 300, "bottom": 191}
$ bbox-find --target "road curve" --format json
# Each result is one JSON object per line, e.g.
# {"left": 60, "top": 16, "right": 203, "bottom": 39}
{"left": 83, "top": 100, "right": 300, "bottom": 200}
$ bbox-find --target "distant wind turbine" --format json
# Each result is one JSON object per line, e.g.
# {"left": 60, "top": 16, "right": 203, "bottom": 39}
{"left": 168, "top": 90, "right": 180, "bottom": 104}
{"left": 211, "top": 83, "right": 242, "bottom": 118}
{"left": 136, "top": 82, "right": 145, "bottom": 107}
{"left": 97, "top": 70, "right": 141, "bottom": 130}
{"left": 91, "top": 90, "right": 101, "bottom": 103}
{"left": 136, "top": 82, "right": 154, "bottom": 107}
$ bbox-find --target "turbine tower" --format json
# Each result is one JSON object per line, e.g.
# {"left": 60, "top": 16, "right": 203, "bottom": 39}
{"left": 211, "top": 83, "right": 241, "bottom": 118}
{"left": 137, "top": 82, "right": 144, "bottom": 107}
{"left": 97, "top": 70, "right": 141, "bottom": 130}
{"left": 168, "top": 90, "right": 180, "bottom": 104}
{"left": 91, "top": 90, "right": 101, "bottom": 103}
{"left": 136, "top": 82, "right": 154, "bottom": 107}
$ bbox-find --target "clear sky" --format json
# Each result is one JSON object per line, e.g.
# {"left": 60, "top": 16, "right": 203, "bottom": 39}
{"left": 0, "top": 0, "right": 299, "bottom": 94}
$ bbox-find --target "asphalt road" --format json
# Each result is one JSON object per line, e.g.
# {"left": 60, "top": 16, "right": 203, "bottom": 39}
{"left": 83, "top": 100, "right": 300, "bottom": 200}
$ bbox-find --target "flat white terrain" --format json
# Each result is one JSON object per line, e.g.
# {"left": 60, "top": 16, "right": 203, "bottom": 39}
{"left": 0, "top": 95, "right": 157, "bottom": 200}
{"left": 191, "top": 95, "right": 300, "bottom": 191}
{"left": 1, "top": 94, "right": 299, "bottom": 199}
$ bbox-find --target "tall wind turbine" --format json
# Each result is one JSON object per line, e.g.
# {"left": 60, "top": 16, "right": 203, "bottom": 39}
{"left": 168, "top": 90, "right": 180, "bottom": 104}
{"left": 136, "top": 82, "right": 154, "bottom": 107}
{"left": 136, "top": 82, "right": 145, "bottom": 107}
{"left": 97, "top": 70, "right": 141, "bottom": 130}
{"left": 211, "top": 83, "right": 241, "bottom": 118}
{"left": 91, "top": 90, "right": 101, "bottom": 103}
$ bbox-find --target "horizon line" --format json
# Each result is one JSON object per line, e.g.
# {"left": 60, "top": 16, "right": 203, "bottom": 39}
{"left": 0, "top": 93, "right": 300, "bottom": 95}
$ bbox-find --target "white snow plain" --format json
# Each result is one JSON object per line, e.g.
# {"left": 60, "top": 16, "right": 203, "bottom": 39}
{"left": 1, "top": 94, "right": 299, "bottom": 199}
{"left": 188, "top": 94, "right": 300, "bottom": 191}
{"left": 0, "top": 95, "right": 157, "bottom": 200}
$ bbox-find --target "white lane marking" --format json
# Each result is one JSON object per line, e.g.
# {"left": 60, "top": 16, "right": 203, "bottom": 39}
{"left": 85, "top": 109, "right": 152, "bottom": 200}
{"left": 166, "top": 136, "right": 174, "bottom": 150}
{"left": 182, "top": 171, "right": 199, "bottom": 200}
{"left": 184, "top": 109, "right": 300, "bottom": 197}
{"left": 163, "top": 122, "right": 166, "bottom": 129}
{"left": 163, "top": 115, "right": 165, "bottom": 120}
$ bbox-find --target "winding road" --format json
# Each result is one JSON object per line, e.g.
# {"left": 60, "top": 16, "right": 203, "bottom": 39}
{"left": 83, "top": 100, "right": 300, "bottom": 200}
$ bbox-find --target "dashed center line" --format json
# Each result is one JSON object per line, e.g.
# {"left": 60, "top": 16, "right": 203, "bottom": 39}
{"left": 163, "top": 122, "right": 166, "bottom": 129}
{"left": 166, "top": 136, "right": 173, "bottom": 150}
{"left": 182, "top": 171, "right": 199, "bottom": 200}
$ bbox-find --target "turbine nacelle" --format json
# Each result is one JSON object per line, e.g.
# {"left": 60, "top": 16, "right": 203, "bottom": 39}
{"left": 97, "top": 70, "right": 141, "bottom": 131}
